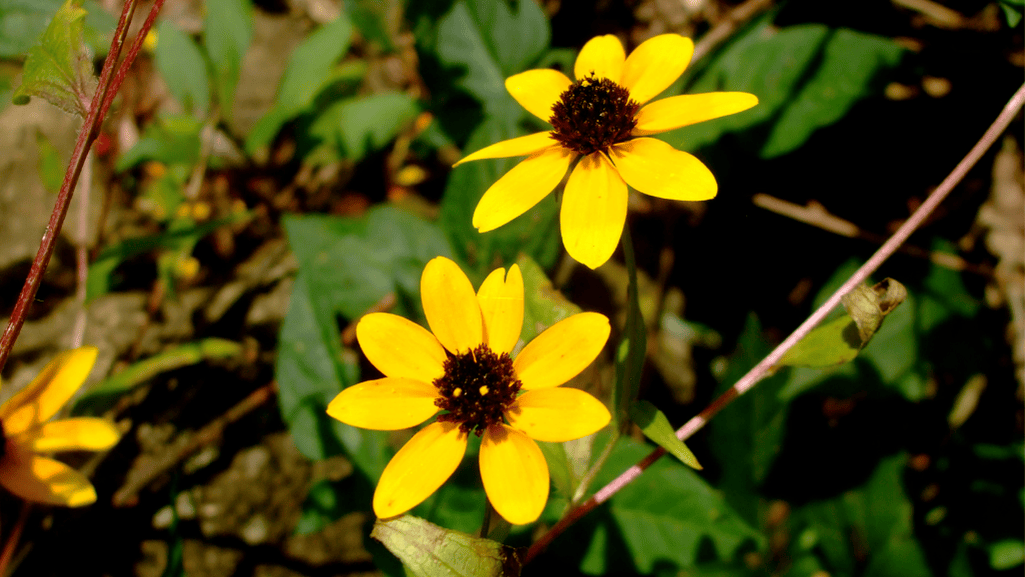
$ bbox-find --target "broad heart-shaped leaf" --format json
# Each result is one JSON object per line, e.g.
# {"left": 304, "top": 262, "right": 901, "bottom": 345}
{"left": 203, "top": 0, "right": 252, "bottom": 121}
{"left": 705, "top": 314, "right": 790, "bottom": 523}
{"left": 571, "top": 437, "right": 761, "bottom": 575}
{"left": 372, "top": 516, "right": 523, "bottom": 577}
{"left": 663, "top": 22, "right": 905, "bottom": 158}
{"left": 276, "top": 207, "right": 453, "bottom": 474}
{"left": 440, "top": 116, "right": 560, "bottom": 278}
{"left": 245, "top": 13, "right": 354, "bottom": 155}
{"left": 791, "top": 454, "right": 931, "bottom": 577}
{"left": 778, "top": 278, "right": 907, "bottom": 369}
{"left": 629, "top": 400, "right": 702, "bottom": 470}
{"left": 154, "top": 21, "right": 209, "bottom": 115}
{"left": 12, "top": 0, "right": 95, "bottom": 116}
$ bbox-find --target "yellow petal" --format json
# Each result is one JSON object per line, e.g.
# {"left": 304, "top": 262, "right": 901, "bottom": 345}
{"left": 0, "top": 347, "right": 98, "bottom": 436}
{"left": 610, "top": 137, "right": 717, "bottom": 200}
{"left": 514, "top": 312, "right": 610, "bottom": 390}
{"left": 479, "top": 425, "right": 548, "bottom": 525}
{"left": 634, "top": 92, "right": 759, "bottom": 135}
{"left": 506, "top": 388, "right": 611, "bottom": 442}
{"left": 472, "top": 146, "right": 575, "bottom": 233}
{"left": 560, "top": 153, "right": 627, "bottom": 270}
{"left": 505, "top": 69, "right": 572, "bottom": 121}
{"left": 422, "top": 256, "right": 483, "bottom": 354}
{"left": 454, "top": 132, "right": 557, "bottom": 166}
{"left": 326, "top": 378, "right": 440, "bottom": 430}
{"left": 477, "top": 264, "right": 524, "bottom": 355}
{"left": 14, "top": 418, "right": 121, "bottom": 452}
{"left": 621, "top": 34, "right": 694, "bottom": 104}
{"left": 575, "top": 34, "right": 625, "bottom": 82}
{"left": 0, "top": 447, "right": 96, "bottom": 507}
{"left": 356, "top": 313, "right": 447, "bottom": 382}
{"left": 373, "top": 421, "right": 466, "bottom": 518}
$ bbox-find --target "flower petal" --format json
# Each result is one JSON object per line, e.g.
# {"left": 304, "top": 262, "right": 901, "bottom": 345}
{"left": 621, "top": 34, "right": 694, "bottom": 104}
{"left": 0, "top": 347, "right": 98, "bottom": 436}
{"left": 514, "top": 312, "right": 610, "bottom": 390}
{"left": 505, "top": 69, "right": 572, "bottom": 121}
{"left": 422, "top": 257, "right": 483, "bottom": 354}
{"left": 13, "top": 418, "right": 121, "bottom": 452}
{"left": 477, "top": 264, "right": 524, "bottom": 355}
{"left": 326, "top": 378, "right": 440, "bottom": 430}
{"left": 634, "top": 92, "right": 759, "bottom": 135}
{"left": 454, "top": 132, "right": 557, "bottom": 166}
{"left": 560, "top": 153, "right": 627, "bottom": 270}
{"left": 472, "top": 146, "right": 575, "bottom": 233}
{"left": 357, "top": 313, "right": 446, "bottom": 382}
{"left": 480, "top": 425, "right": 548, "bottom": 525}
{"left": 373, "top": 422, "right": 466, "bottom": 518}
{"left": 610, "top": 137, "right": 717, "bottom": 200}
{"left": 574, "top": 34, "right": 625, "bottom": 82}
{"left": 506, "top": 388, "right": 611, "bottom": 442}
{"left": 0, "top": 446, "right": 96, "bottom": 506}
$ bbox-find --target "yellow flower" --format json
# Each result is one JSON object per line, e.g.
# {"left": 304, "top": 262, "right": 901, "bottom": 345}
{"left": 327, "top": 257, "right": 611, "bottom": 524}
{"left": 0, "top": 347, "right": 121, "bottom": 507}
{"left": 456, "top": 34, "right": 758, "bottom": 269}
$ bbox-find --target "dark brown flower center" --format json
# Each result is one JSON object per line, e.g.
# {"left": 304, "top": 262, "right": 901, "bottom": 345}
{"left": 549, "top": 73, "right": 641, "bottom": 156}
{"left": 434, "top": 344, "right": 522, "bottom": 436}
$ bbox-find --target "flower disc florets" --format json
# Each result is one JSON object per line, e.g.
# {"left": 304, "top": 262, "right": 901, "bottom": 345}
{"left": 434, "top": 344, "right": 522, "bottom": 436}
{"left": 549, "top": 73, "right": 641, "bottom": 156}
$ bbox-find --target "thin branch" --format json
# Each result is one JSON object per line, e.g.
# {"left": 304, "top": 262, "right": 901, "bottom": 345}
{"left": 0, "top": 0, "right": 166, "bottom": 373}
{"left": 524, "top": 82, "right": 1025, "bottom": 564}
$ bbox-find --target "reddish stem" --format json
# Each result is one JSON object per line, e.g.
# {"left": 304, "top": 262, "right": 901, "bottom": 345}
{"left": 0, "top": 0, "right": 165, "bottom": 373}
{"left": 524, "top": 82, "right": 1025, "bottom": 565}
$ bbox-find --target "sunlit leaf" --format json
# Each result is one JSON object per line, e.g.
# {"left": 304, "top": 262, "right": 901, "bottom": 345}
{"left": 12, "top": 0, "right": 95, "bottom": 116}
{"left": 629, "top": 400, "right": 702, "bottom": 469}
{"left": 372, "top": 516, "right": 522, "bottom": 577}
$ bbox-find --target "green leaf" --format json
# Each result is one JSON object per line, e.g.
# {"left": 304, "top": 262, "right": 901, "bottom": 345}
{"left": 613, "top": 232, "right": 646, "bottom": 430}
{"left": 344, "top": 0, "right": 393, "bottom": 52}
{"left": 154, "top": 21, "right": 210, "bottom": 115}
{"left": 990, "top": 540, "right": 1025, "bottom": 570}
{"left": 115, "top": 114, "right": 204, "bottom": 171}
{"left": 577, "top": 437, "right": 761, "bottom": 574}
{"left": 707, "top": 313, "right": 789, "bottom": 522}
{"left": 371, "top": 516, "right": 522, "bottom": 577}
{"left": 0, "top": 0, "right": 63, "bottom": 57}
{"left": 203, "top": 0, "right": 252, "bottom": 121}
{"left": 245, "top": 14, "right": 354, "bottom": 155}
{"left": 12, "top": 0, "right": 95, "bottom": 116}
{"left": 665, "top": 23, "right": 905, "bottom": 158}
{"left": 517, "top": 253, "right": 580, "bottom": 344}
{"left": 307, "top": 91, "right": 419, "bottom": 162}
{"left": 72, "top": 339, "right": 243, "bottom": 415}
{"left": 276, "top": 207, "right": 452, "bottom": 476}
{"left": 629, "top": 400, "right": 702, "bottom": 469}
{"left": 439, "top": 116, "right": 559, "bottom": 276}
{"left": 778, "top": 278, "right": 907, "bottom": 368}
{"left": 1000, "top": 0, "right": 1023, "bottom": 26}
{"left": 427, "top": 0, "right": 548, "bottom": 114}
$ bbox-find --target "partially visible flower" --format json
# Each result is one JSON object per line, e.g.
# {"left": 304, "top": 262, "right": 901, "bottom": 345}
{"left": 456, "top": 34, "right": 758, "bottom": 269}
{"left": 0, "top": 347, "right": 121, "bottom": 507}
{"left": 327, "top": 257, "right": 611, "bottom": 524}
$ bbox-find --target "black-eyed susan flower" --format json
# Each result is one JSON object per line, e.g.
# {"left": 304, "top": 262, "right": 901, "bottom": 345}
{"left": 0, "top": 347, "right": 121, "bottom": 506}
{"left": 327, "top": 256, "right": 611, "bottom": 524}
{"left": 456, "top": 34, "right": 759, "bottom": 269}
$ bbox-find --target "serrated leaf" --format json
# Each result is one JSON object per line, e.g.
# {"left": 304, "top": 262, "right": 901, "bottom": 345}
{"left": 371, "top": 516, "right": 522, "bottom": 577}
{"left": 154, "top": 21, "right": 210, "bottom": 115}
{"left": 204, "top": 0, "right": 252, "bottom": 121}
{"left": 245, "top": 14, "right": 354, "bottom": 155}
{"left": 12, "top": 0, "right": 95, "bottom": 116}
{"left": 629, "top": 400, "right": 702, "bottom": 469}
{"left": 777, "top": 278, "right": 907, "bottom": 369}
